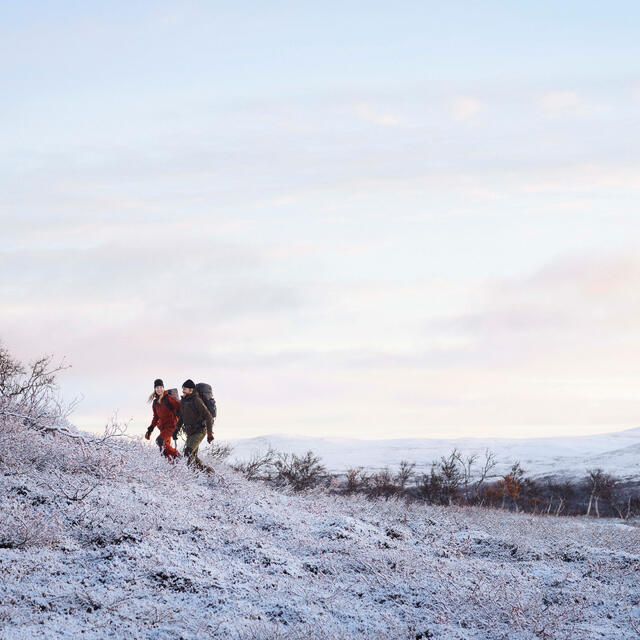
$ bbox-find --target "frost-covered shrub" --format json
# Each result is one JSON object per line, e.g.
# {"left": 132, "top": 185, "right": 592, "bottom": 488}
{"left": 205, "top": 441, "right": 234, "bottom": 461}
{"left": 231, "top": 446, "right": 278, "bottom": 480}
{"left": 272, "top": 450, "right": 327, "bottom": 491}
{"left": 345, "top": 467, "right": 369, "bottom": 493}
{"left": 0, "top": 500, "right": 61, "bottom": 549}
{"left": 0, "top": 341, "right": 72, "bottom": 427}
{"left": 232, "top": 448, "right": 327, "bottom": 491}
{"left": 368, "top": 467, "right": 397, "bottom": 498}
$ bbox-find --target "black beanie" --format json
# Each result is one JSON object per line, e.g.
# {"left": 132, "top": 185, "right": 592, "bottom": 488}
{"left": 154, "top": 379, "right": 164, "bottom": 388}
{"left": 182, "top": 379, "right": 196, "bottom": 389}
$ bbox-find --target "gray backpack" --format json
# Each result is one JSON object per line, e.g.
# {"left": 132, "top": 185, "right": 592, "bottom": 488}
{"left": 158, "top": 388, "right": 180, "bottom": 416}
{"left": 195, "top": 382, "right": 217, "bottom": 419}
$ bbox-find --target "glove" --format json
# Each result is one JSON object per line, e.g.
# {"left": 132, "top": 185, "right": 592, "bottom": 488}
{"left": 144, "top": 427, "right": 154, "bottom": 440}
{"left": 207, "top": 433, "right": 214, "bottom": 444}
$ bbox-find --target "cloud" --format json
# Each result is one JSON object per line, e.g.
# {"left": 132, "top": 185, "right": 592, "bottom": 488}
{"left": 507, "top": 250, "right": 640, "bottom": 299}
{"left": 0, "top": 235, "right": 308, "bottom": 380}
{"left": 536, "top": 90, "right": 583, "bottom": 112}
{"left": 3, "top": 79, "right": 640, "bottom": 436}
{"left": 5, "top": 247, "right": 640, "bottom": 437}
{"left": 425, "top": 249, "right": 640, "bottom": 370}
{"left": 352, "top": 102, "right": 402, "bottom": 127}
{"left": 518, "top": 163, "right": 640, "bottom": 194}
{"left": 448, "top": 96, "right": 484, "bottom": 121}
{"left": 195, "top": 345, "right": 478, "bottom": 371}
{"left": 431, "top": 308, "right": 571, "bottom": 334}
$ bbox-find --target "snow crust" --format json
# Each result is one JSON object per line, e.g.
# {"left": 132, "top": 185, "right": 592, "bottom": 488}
{"left": 1, "top": 417, "right": 639, "bottom": 639}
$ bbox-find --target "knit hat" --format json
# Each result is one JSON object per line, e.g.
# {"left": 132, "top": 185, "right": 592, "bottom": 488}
{"left": 154, "top": 379, "right": 164, "bottom": 388}
{"left": 182, "top": 379, "right": 196, "bottom": 389}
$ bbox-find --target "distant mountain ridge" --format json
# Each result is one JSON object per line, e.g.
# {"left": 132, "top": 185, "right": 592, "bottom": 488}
{"left": 226, "top": 427, "right": 640, "bottom": 480}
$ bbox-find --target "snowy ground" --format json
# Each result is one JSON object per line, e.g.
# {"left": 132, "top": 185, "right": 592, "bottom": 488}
{"left": 226, "top": 427, "right": 640, "bottom": 480}
{"left": 1, "top": 417, "right": 639, "bottom": 639}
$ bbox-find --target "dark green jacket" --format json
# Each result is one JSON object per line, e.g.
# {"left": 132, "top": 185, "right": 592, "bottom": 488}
{"left": 176, "top": 392, "right": 213, "bottom": 436}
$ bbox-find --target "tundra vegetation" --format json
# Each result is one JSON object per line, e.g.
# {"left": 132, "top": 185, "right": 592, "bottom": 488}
{"left": 232, "top": 445, "right": 640, "bottom": 520}
{"left": 1, "top": 342, "right": 639, "bottom": 639}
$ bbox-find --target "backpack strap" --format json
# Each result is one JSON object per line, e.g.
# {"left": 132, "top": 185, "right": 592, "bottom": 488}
{"left": 163, "top": 394, "right": 179, "bottom": 416}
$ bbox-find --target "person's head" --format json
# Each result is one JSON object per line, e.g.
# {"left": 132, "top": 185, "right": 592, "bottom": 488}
{"left": 154, "top": 378, "right": 164, "bottom": 396}
{"left": 182, "top": 379, "right": 196, "bottom": 396}
{"left": 148, "top": 378, "right": 164, "bottom": 403}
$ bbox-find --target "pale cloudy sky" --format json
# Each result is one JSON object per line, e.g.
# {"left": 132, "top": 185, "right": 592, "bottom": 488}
{"left": 2, "top": 1, "right": 639, "bottom": 438}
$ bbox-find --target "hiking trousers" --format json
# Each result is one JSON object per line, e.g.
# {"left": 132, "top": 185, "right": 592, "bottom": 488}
{"left": 183, "top": 429, "right": 212, "bottom": 471}
{"left": 155, "top": 425, "right": 180, "bottom": 461}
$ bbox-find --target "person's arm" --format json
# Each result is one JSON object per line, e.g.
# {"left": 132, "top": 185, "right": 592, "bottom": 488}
{"left": 150, "top": 401, "right": 159, "bottom": 428}
{"left": 173, "top": 403, "right": 183, "bottom": 439}
{"left": 146, "top": 401, "right": 158, "bottom": 439}
{"left": 196, "top": 396, "right": 214, "bottom": 437}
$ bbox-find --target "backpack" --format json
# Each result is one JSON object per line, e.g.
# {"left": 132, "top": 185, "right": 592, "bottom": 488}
{"left": 159, "top": 388, "right": 180, "bottom": 416}
{"left": 195, "top": 382, "right": 217, "bottom": 419}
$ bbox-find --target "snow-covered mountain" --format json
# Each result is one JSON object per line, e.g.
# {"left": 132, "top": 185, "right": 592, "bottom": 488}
{"left": 2, "top": 415, "right": 639, "bottom": 639}
{"left": 226, "top": 427, "right": 640, "bottom": 480}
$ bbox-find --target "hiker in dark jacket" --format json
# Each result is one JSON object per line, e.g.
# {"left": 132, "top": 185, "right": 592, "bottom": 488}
{"left": 172, "top": 379, "right": 214, "bottom": 470}
{"left": 145, "top": 378, "right": 181, "bottom": 461}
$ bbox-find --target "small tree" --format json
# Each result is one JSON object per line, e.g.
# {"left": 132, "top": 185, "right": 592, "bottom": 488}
{"left": 543, "top": 479, "right": 575, "bottom": 516}
{"left": 439, "top": 449, "right": 463, "bottom": 505}
{"left": 473, "top": 449, "right": 498, "bottom": 503}
{"left": 395, "top": 460, "right": 416, "bottom": 493}
{"left": 419, "top": 464, "right": 444, "bottom": 504}
{"left": 493, "top": 462, "right": 525, "bottom": 511}
{"left": 585, "top": 469, "right": 616, "bottom": 517}
{"left": 0, "top": 341, "right": 72, "bottom": 425}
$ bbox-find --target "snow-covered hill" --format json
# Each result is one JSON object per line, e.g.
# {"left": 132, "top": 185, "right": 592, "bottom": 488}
{"left": 1, "top": 416, "right": 639, "bottom": 639}
{"left": 227, "top": 427, "right": 640, "bottom": 480}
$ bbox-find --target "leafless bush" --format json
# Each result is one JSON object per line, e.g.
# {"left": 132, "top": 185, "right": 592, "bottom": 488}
{"left": 232, "top": 448, "right": 327, "bottom": 491}
{"left": 206, "top": 441, "right": 234, "bottom": 461}
{"left": 419, "top": 464, "right": 444, "bottom": 503}
{"left": 346, "top": 467, "right": 368, "bottom": 493}
{"left": 0, "top": 340, "right": 73, "bottom": 425}
{"left": 540, "top": 478, "right": 575, "bottom": 516}
{"left": 471, "top": 449, "right": 498, "bottom": 497}
{"left": 231, "top": 447, "right": 278, "bottom": 480}
{"left": 419, "top": 449, "right": 464, "bottom": 505}
{"left": 336, "top": 445, "right": 639, "bottom": 519}
{"left": 0, "top": 500, "right": 62, "bottom": 549}
{"left": 611, "top": 489, "right": 640, "bottom": 521}
{"left": 369, "top": 467, "right": 397, "bottom": 498}
{"left": 585, "top": 468, "right": 616, "bottom": 517}
{"left": 44, "top": 470, "right": 102, "bottom": 502}
{"left": 273, "top": 450, "right": 327, "bottom": 491}
{"left": 395, "top": 460, "right": 415, "bottom": 491}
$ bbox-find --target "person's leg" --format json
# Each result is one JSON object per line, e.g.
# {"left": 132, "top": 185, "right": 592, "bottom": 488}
{"left": 158, "top": 426, "right": 180, "bottom": 461}
{"left": 183, "top": 430, "right": 214, "bottom": 472}
{"left": 184, "top": 430, "right": 206, "bottom": 468}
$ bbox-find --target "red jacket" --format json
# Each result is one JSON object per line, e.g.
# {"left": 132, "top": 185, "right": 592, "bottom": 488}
{"left": 150, "top": 392, "right": 180, "bottom": 431}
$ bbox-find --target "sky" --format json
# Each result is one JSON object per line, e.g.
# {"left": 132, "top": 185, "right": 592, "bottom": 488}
{"left": 1, "top": 1, "right": 640, "bottom": 439}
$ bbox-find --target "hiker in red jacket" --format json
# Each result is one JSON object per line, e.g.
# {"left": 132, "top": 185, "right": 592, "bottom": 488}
{"left": 145, "top": 378, "right": 181, "bottom": 461}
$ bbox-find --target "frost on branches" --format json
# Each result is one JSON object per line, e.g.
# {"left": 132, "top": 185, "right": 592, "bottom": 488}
{"left": 1, "top": 345, "right": 640, "bottom": 639}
